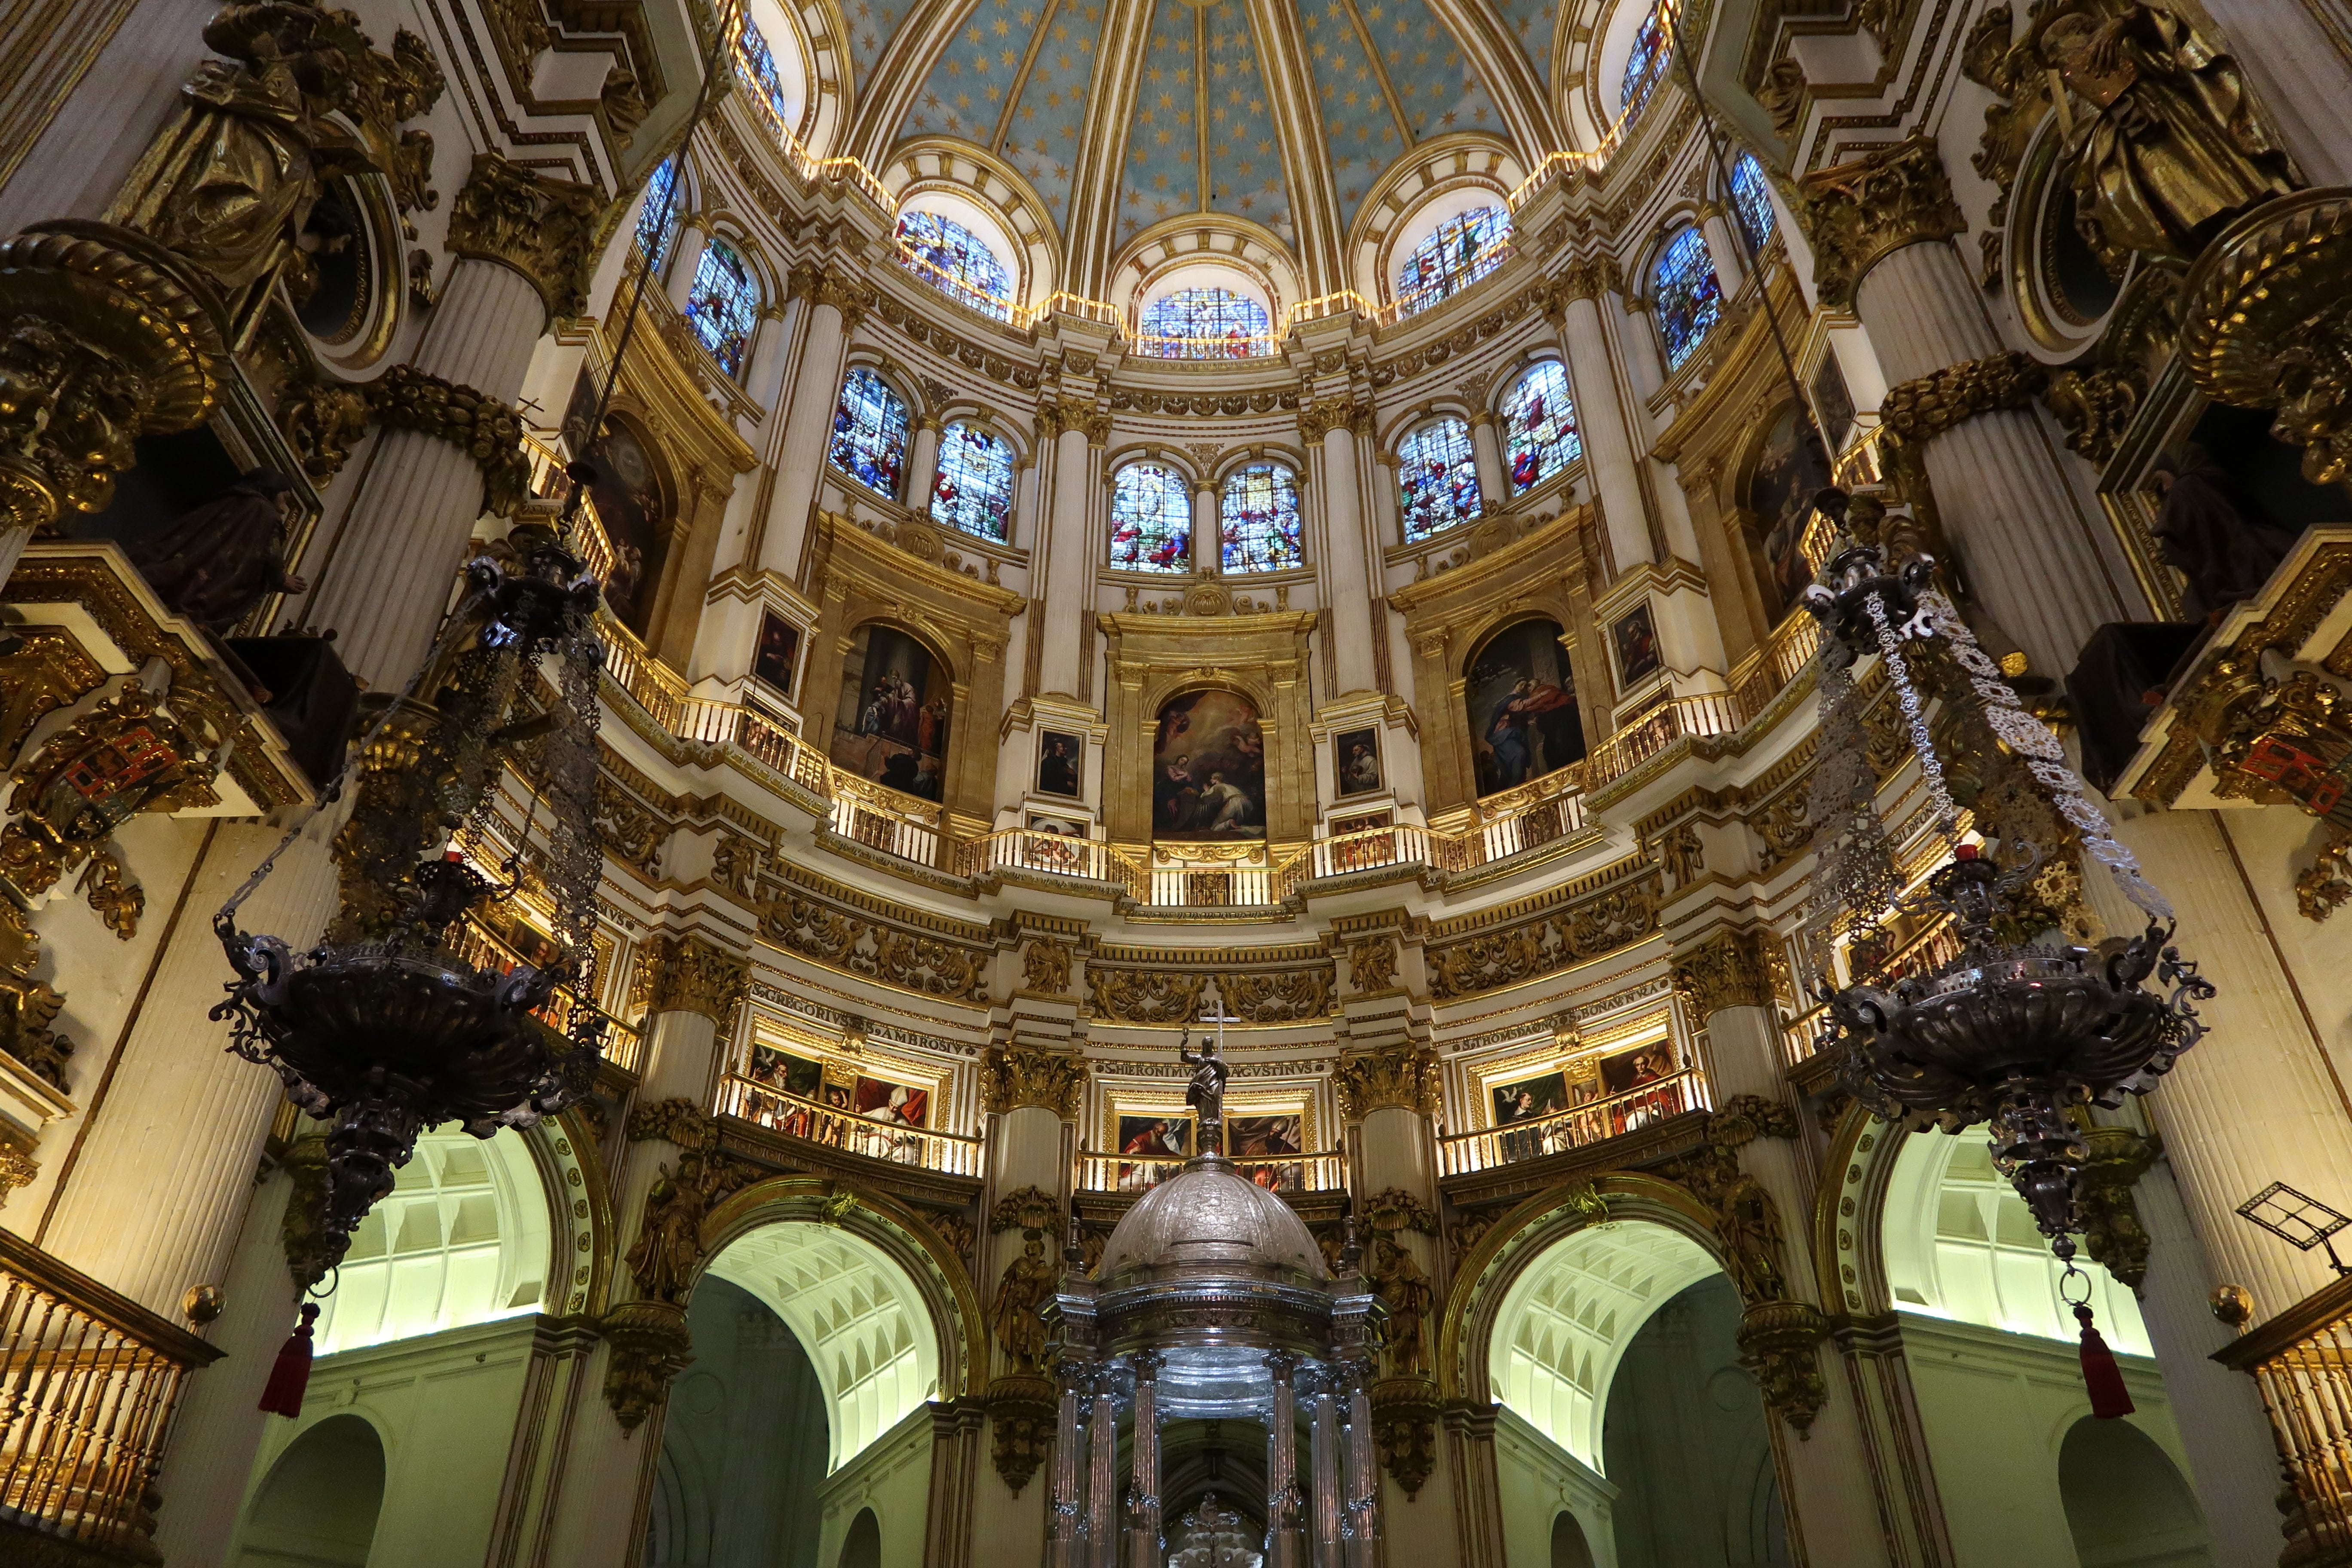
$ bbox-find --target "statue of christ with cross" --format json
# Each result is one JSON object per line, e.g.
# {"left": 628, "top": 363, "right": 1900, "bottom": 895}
{"left": 1179, "top": 979, "right": 1239, "bottom": 1156}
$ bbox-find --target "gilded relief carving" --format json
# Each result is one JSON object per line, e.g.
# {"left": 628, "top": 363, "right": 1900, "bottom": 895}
{"left": 2, "top": 682, "right": 213, "bottom": 906}
{"left": 1018, "top": 937, "right": 1074, "bottom": 995}
{"left": 1800, "top": 135, "right": 1966, "bottom": 309}
{"left": 1879, "top": 352, "right": 2046, "bottom": 444}
{"left": 445, "top": 151, "right": 603, "bottom": 322}
{"left": 759, "top": 890, "right": 989, "bottom": 1003}
{"left": 1424, "top": 867, "right": 1661, "bottom": 1001}
{"left": 1335, "top": 1043, "right": 1439, "bottom": 1121}
{"left": 366, "top": 364, "right": 533, "bottom": 516}
{"left": 629, "top": 934, "right": 750, "bottom": 1030}
{"left": 1671, "top": 928, "right": 1779, "bottom": 1019}
{"left": 1085, "top": 962, "right": 1332, "bottom": 1024}
{"left": 0, "top": 901, "right": 72, "bottom": 1092}
{"left": 979, "top": 1043, "right": 1085, "bottom": 1117}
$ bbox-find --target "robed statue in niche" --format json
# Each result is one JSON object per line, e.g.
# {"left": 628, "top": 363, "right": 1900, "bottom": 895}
{"left": 1152, "top": 689, "right": 1266, "bottom": 839}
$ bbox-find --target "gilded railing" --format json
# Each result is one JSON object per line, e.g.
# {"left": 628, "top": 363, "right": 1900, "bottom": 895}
{"left": 2215, "top": 1275, "right": 2352, "bottom": 1562}
{"left": 0, "top": 1230, "right": 222, "bottom": 1557}
{"left": 443, "top": 919, "right": 645, "bottom": 1079}
{"left": 718, "top": 1078, "right": 983, "bottom": 1176}
{"left": 956, "top": 830, "right": 1148, "bottom": 893}
{"left": 1075, "top": 1149, "right": 1345, "bottom": 1194}
{"left": 1436, "top": 1068, "right": 1710, "bottom": 1176}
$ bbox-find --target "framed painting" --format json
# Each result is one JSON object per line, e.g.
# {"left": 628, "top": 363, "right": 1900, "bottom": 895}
{"left": 1611, "top": 603, "right": 1663, "bottom": 688}
{"left": 1333, "top": 726, "right": 1382, "bottom": 797}
{"left": 752, "top": 610, "right": 801, "bottom": 698}
{"left": 1037, "top": 729, "right": 1084, "bottom": 798}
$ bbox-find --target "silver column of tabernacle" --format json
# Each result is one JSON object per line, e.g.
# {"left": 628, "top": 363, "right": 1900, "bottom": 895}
{"left": 1265, "top": 1351, "right": 1302, "bottom": 1568}
{"left": 1341, "top": 1364, "right": 1379, "bottom": 1568}
{"left": 1088, "top": 1370, "right": 1120, "bottom": 1568}
{"left": 1308, "top": 1370, "right": 1343, "bottom": 1568}
{"left": 1048, "top": 1367, "right": 1088, "bottom": 1568}
{"left": 1127, "top": 1351, "right": 1165, "bottom": 1567}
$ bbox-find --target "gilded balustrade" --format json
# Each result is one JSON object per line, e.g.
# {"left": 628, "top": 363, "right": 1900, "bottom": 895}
{"left": 718, "top": 1078, "right": 983, "bottom": 1177}
{"left": 1436, "top": 1067, "right": 1710, "bottom": 1177}
{"left": 1075, "top": 1148, "right": 1345, "bottom": 1195}
{"left": 2214, "top": 1275, "right": 2352, "bottom": 1565}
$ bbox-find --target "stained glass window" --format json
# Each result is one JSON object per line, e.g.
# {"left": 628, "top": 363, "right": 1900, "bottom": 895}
{"left": 1220, "top": 464, "right": 1303, "bottom": 573}
{"left": 636, "top": 158, "right": 681, "bottom": 272}
{"left": 683, "top": 238, "right": 760, "bottom": 379}
{"left": 827, "top": 367, "right": 909, "bottom": 499}
{"left": 735, "top": 16, "right": 793, "bottom": 124}
{"left": 1109, "top": 463, "right": 1192, "bottom": 573}
{"left": 1396, "top": 207, "right": 1512, "bottom": 317}
{"left": 1730, "top": 154, "right": 1777, "bottom": 254}
{"left": 894, "top": 209, "right": 1014, "bottom": 321}
{"left": 1620, "top": 0, "right": 1673, "bottom": 118}
{"left": 1652, "top": 226, "right": 1723, "bottom": 372}
{"left": 1397, "top": 418, "right": 1482, "bottom": 541}
{"left": 1138, "top": 287, "right": 1274, "bottom": 358}
{"left": 1503, "top": 362, "right": 1581, "bottom": 495}
{"left": 930, "top": 422, "right": 1015, "bottom": 542}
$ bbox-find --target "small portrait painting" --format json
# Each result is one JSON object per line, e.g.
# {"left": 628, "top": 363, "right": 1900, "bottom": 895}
{"left": 752, "top": 610, "right": 801, "bottom": 698}
{"left": 1037, "top": 729, "right": 1084, "bottom": 798}
{"left": 1491, "top": 1072, "right": 1569, "bottom": 1126}
{"left": 1118, "top": 1114, "right": 1191, "bottom": 1159}
{"left": 829, "top": 622, "right": 953, "bottom": 802}
{"left": 747, "top": 1044, "right": 823, "bottom": 1100}
{"left": 1334, "top": 726, "right": 1382, "bottom": 798}
{"left": 1152, "top": 688, "right": 1267, "bottom": 840}
{"left": 1599, "top": 1041, "right": 1679, "bottom": 1095}
{"left": 1227, "top": 1114, "right": 1303, "bottom": 1158}
{"left": 1611, "top": 603, "right": 1663, "bottom": 689}
{"left": 1027, "top": 813, "right": 1088, "bottom": 837}
{"left": 1464, "top": 619, "right": 1584, "bottom": 799}
{"left": 854, "top": 1074, "right": 929, "bottom": 1128}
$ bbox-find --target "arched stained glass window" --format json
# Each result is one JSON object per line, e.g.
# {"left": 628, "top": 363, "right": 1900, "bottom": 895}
{"left": 930, "top": 422, "right": 1015, "bottom": 542}
{"left": 1652, "top": 226, "right": 1723, "bottom": 372}
{"left": 894, "top": 209, "right": 1014, "bottom": 321}
{"left": 828, "top": 367, "right": 910, "bottom": 499}
{"left": 1220, "top": 464, "right": 1303, "bottom": 573}
{"left": 684, "top": 238, "right": 760, "bottom": 379}
{"left": 1503, "top": 362, "right": 1581, "bottom": 495}
{"left": 735, "top": 16, "right": 793, "bottom": 123}
{"left": 1397, "top": 418, "right": 1482, "bottom": 541}
{"left": 1138, "top": 288, "right": 1275, "bottom": 358}
{"left": 1397, "top": 206, "right": 1512, "bottom": 317}
{"left": 1109, "top": 463, "right": 1192, "bottom": 573}
{"left": 1620, "top": 0, "right": 1672, "bottom": 118}
{"left": 636, "top": 158, "right": 681, "bottom": 272}
{"left": 1730, "top": 153, "right": 1777, "bottom": 254}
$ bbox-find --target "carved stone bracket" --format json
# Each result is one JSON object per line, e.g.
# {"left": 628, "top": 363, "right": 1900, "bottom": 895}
{"left": 1670, "top": 928, "right": 1779, "bottom": 1019}
{"left": 1879, "top": 351, "right": 2047, "bottom": 445}
{"left": 626, "top": 1096, "right": 719, "bottom": 1149}
{"left": 1369, "top": 1375, "right": 1440, "bottom": 1497}
{"left": 1334, "top": 1043, "right": 1439, "bottom": 1121}
{"left": 986, "top": 1372, "right": 1057, "bottom": 1494}
{"left": 365, "top": 364, "right": 533, "bottom": 517}
{"left": 629, "top": 933, "right": 751, "bottom": 1032}
{"left": 1800, "top": 135, "right": 1966, "bottom": 309}
{"left": 601, "top": 1298, "right": 693, "bottom": 1431}
{"left": 2076, "top": 1125, "right": 2157, "bottom": 1290}
{"left": 1735, "top": 1299, "right": 1828, "bottom": 1434}
{"left": 979, "top": 1043, "right": 1085, "bottom": 1118}
{"left": 446, "top": 152, "right": 602, "bottom": 322}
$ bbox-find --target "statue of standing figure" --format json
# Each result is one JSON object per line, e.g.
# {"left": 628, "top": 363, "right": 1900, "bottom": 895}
{"left": 1179, "top": 980, "right": 1232, "bottom": 1155}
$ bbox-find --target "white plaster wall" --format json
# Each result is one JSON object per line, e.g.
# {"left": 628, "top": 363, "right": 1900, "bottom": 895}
{"left": 228, "top": 1315, "right": 542, "bottom": 1568}
{"left": 1494, "top": 1403, "right": 1618, "bottom": 1568}
{"left": 1898, "top": 1314, "right": 2212, "bottom": 1568}
{"left": 815, "top": 1402, "right": 937, "bottom": 1568}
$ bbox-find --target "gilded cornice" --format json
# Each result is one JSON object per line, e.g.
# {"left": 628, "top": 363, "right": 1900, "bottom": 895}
{"left": 1425, "top": 860, "right": 1663, "bottom": 1002}
{"left": 630, "top": 933, "right": 752, "bottom": 1029}
{"left": 1298, "top": 396, "right": 1375, "bottom": 444}
{"left": 446, "top": 152, "right": 603, "bottom": 321}
{"left": 1669, "top": 927, "right": 1778, "bottom": 1018}
{"left": 1799, "top": 135, "right": 1964, "bottom": 309}
{"left": 1036, "top": 394, "right": 1112, "bottom": 445}
{"left": 979, "top": 1042, "right": 1085, "bottom": 1117}
{"left": 1556, "top": 254, "right": 1624, "bottom": 307}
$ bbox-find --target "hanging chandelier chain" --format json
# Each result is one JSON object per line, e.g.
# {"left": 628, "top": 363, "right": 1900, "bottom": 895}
{"left": 1862, "top": 591, "right": 1962, "bottom": 842}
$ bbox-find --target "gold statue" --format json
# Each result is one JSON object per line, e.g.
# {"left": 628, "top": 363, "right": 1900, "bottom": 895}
{"left": 624, "top": 1152, "right": 714, "bottom": 1305}
{"left": 2037, "top": 0, "right": 2298, "bottom": 273}
{"left": 990, "top": 1232, "right": 1059, "bottom": 1372}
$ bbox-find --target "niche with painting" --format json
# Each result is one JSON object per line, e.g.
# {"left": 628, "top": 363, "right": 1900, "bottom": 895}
{"left": 1740, "top": 402, "right": 1833, "bottom": 625}
{"left": 1464, "top": 619, "right": 1585, "bottom": 799}
{"left": 829, "top": 622, "right": 954, "bottom": 802}
{"left": 1152, "top": 688, "right": 1267, "bottom": 840}
{"left": 563, "top": 375, "right": 674, "bottom": 641}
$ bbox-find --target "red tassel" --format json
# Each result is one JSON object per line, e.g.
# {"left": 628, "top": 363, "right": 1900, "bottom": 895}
{"left": 258, "top": 1303, "right": 320, "bottom": 1418}
{"left": 2075, "top": 1304, "right": 2135, "bottom": 1419}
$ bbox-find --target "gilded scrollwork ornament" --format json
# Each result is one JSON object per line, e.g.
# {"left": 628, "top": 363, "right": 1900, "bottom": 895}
{"left": 2181, "top": 190, "right": 2352, "bottom": 487}
{"left": 629, "top": 934, "right": 750, "bottom": 1032}
{"left": 1800, "top": 135, "right": 1966, "bottom": 309}
{"left": 978, "top": 1042, "right": 1085, "bottom": 1118}
{"left": 2, "top": 680, "right": 215, "bottom": 906}
{"left": 366, "top": 364, "right": 533, "bottom": 516}
{"left": 0, "top": 900, "right": 72, "bottom": 1093}
{"left": 1735, "top": 1299, "right": 1829, "bottom": 1434}
{"left": 1879, "top": 352, "right": 2048, "bottom": 444}
{"left": 1369, "top": 1375, "right": 1440, "bottom": 1498}
{"left": 602, "top": 1298, "right": 694, "bottom": 1431}
{"left": 444, "top": 152, "right": 602, "bottom": 322}
{"left": 2076, "top": 1125, "right": 2156, "bottom": 1289}
{"left": 1671, "top": 928, "right": 1779, "bottom": 1019}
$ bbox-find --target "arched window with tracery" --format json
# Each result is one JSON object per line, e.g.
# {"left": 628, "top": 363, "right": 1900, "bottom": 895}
{"left": 1503, "top": 361, "right": 1580, "bottom": 494}
{"left": 1109, "top": 462, "right": 1192, "bottom": 573}
{"left": 1138, "top": 287, "right": 1275, "bottom": 358}
{"left": 1396, "top": 418, "right": 1482, "bottom": 541}
{"left": 1730, "top": 153, "right": 1776, "bottom": 254}
{"left": 828, "top": 367, "right": 910, "bottom": 499}
{"left": 893, "top": 209, "right": 1014, "bottom": 321}
{"left": 930, "top": 422, "right": 1015, "bottom": 542}
{"left": 684, "top": 238, "right": 760, "bottom": 378}
{"left": 1396, "top": 206, "right": 1512, "bottom": 316}
{"left": 636, "top": 157, "right": 682, "bottom": 273}
{"left": 735, "top": 16, "right": 793, "bottom": 123}
{"left": 1219, "top": 463, "right": 1303, "bottom": 572}
{"left": 1651, "top": 226, "right": 1723, "bottom": 372}
{"left": 1620, "top": 0, "right": 1672, "bottom": 118}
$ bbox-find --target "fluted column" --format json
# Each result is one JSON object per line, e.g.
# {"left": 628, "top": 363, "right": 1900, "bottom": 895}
{"left": 1308, "top": 1377, "right": 1342, "bottom": 1568}
{"left": 1266, "top": 1351, "right": 1302, "bottom": 1568}
{"left": 1035, "top": 399, "right": 1105, "bottom": 698}
{"left": 1087, "top": 1374, "right": 1119, "bottom": 1568}
{"left": 1467, "top": 412, "right": 1506, "bottom": 509}
{"left": 2199, "top": 0, "right": 2352, "bottom": 185}
{"left": 1802, "top": 136, "right": 2125, "bottom": 675}
{"left": 1191, "top": 478, "right": 1220, "bottom": 573}
{"left": 742, "top": 306, "right": 794, "bottom": 418}
{"left": 665, "top": 222, "right": 708, "bottom": 310}
{"left": 1047, "top": 1368, "right": 1088, "bottom": 1568}
{"left": 1127, "top": 1352, "right": 1164, "bottom": 1567}
{"left": 1700, "top": 202, "right": 1747, "bottom": 294}
{"left": 1340, "top": 1367, "right": 1378, "bottom": 1568}
{"left": 1308, "top": 402, "right": 1378, "bottom": 698}
{"left": 756, "top": 267, "right": 862, "bottom": 581}
{"left": 1552, "top": 261, "right": 1652, "bottom": 577}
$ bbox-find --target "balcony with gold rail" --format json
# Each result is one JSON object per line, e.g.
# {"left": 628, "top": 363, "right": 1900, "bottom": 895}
{"left": 716, "top": 1078, "right": 984, "bottom": 1179}
{"left": 1436, "top": 1068, "right": 1711, "bottom": 1179}
{"left": 2214, "top": 1274, "right": 2352, "bottom": 1565}
{"left": 0, "top": 1229, "right": 223, "bottom": 1562}
{"left": 1074, "top": 1149, "right": 1347, "bottom": 1195}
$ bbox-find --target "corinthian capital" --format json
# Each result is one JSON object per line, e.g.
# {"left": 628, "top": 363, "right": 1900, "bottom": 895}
{"left": 1555, "top": 254, "right": 1622, "bottom": 308}
{"left": 1334, "top": 1042, "right": 1440, "bottom": 1121}
{"left": 1670, "top": 927, "right": 1778, "bottom": 1019}
{"left": 447, "top": 152, "right": 603, "bottom": 321}
{"left": 630, "top": 933, "right": 751, "bottom": 1029}
{"left": 1799, "top": 134, "right": 1964, "bottom": 308}
{"left": 980, "top": 1042, "right": 1087, "bottom": 1118}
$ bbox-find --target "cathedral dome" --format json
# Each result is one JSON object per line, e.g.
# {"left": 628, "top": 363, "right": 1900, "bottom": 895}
{"left": 1097, "top": 1154, "right": 1327, "bottom": 1284}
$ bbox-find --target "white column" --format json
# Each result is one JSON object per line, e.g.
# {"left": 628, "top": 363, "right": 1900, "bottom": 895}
{"left": 1554, "top": 290, "right": 1652, "bottom": 577}
{"left": 1318, "top": 423, "right": 1378, "bottom": 699}
{"left": 665, "top": 223, "right": 708, "bottom": 311}
{"left": 1192, "top": 478, "right": 1220, "bottom": 573}
{"left": 1701, "top": 206, "right": 1747, "bottom": 294}
{"left": 907, "top": 418, "right": 943, "bottom": 521}
{"left": 756, "top": 284, "right": 854, "bottom": 582}
{"left": 304, "top": 258, "right": 548, "bottom": 689}
{"left": 2200, "top": 0, "right": 2352, "bottom": 185}
{"left": 742, "top": 307, "right": 793, "bottom": 419}
{"left": 1851, "top": 239, "right": 2126, "bottom": 674}
{"left": 1468, "top": 413, "right": 1506, "bottom": 509}
{"left": 1036, "top": 423, "right": 1098, "bottom": 699}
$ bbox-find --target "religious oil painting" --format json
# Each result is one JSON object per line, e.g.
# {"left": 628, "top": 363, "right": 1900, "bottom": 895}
{"left": 1611, "top": 603, "right": 1663, "bottom": 689}
{"left": 1229, "top": 1113, "right": 1305, "bottom": 1189}
{"left": 1334, "top": 726, "right": 1382, "bottom": 797}
{"left": 830, "top": 623, "right": 952, "bottom": 802}
{"left": 1152, "top": 688, "right": 1267, "bottom": 840}
{"left": 1747, "top": 403, "right": 1835, "bottom": 623}
{"left": 752, "top": 609, "right": 800, "bottom": 698}
{"left": 1027, "top": 812, "right": 1088, "bottom": 837}
{"left": 1037, "top": 729, "right": 1084, "bottom": 798}
{"left": 1491, "top": 1071, "right": 1569, "bottom": 1126}
{"left": 1599, "top": 1040, "right": 1680, "bottom": 1095}
{"left": 1464, "top": 618, "right": 1584, "bottom": 799}
{"left": 854, "top": 1072, "right": 930, "bottom": 1128}
{"left": 747, "top": 1043, "right": 823, "bottom": 1100}
{"left": 1811, "top": 353, "right": 1857, "bottom": 452}
{"left": 564, "top": 375, "right": 670, "bottom": 639}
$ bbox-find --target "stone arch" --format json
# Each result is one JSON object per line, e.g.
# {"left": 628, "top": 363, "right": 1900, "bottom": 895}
{"left": 1375, "top": 401, "right": 1483, "bottom": 461}
{"left": 230, "top": 1412, "right": 386, "bottom": 1567}
{"left": 1113, "top": 214, "right": 1304, "bottom": 334}
{"left": 840, "top": 609, "right": 971, "bottom": 692}
{"left": 884, "top": 140, "right": 1064, "bottom": 310}
{"left": 1358, "top": 140, "right": 1523, "bottom": 306}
